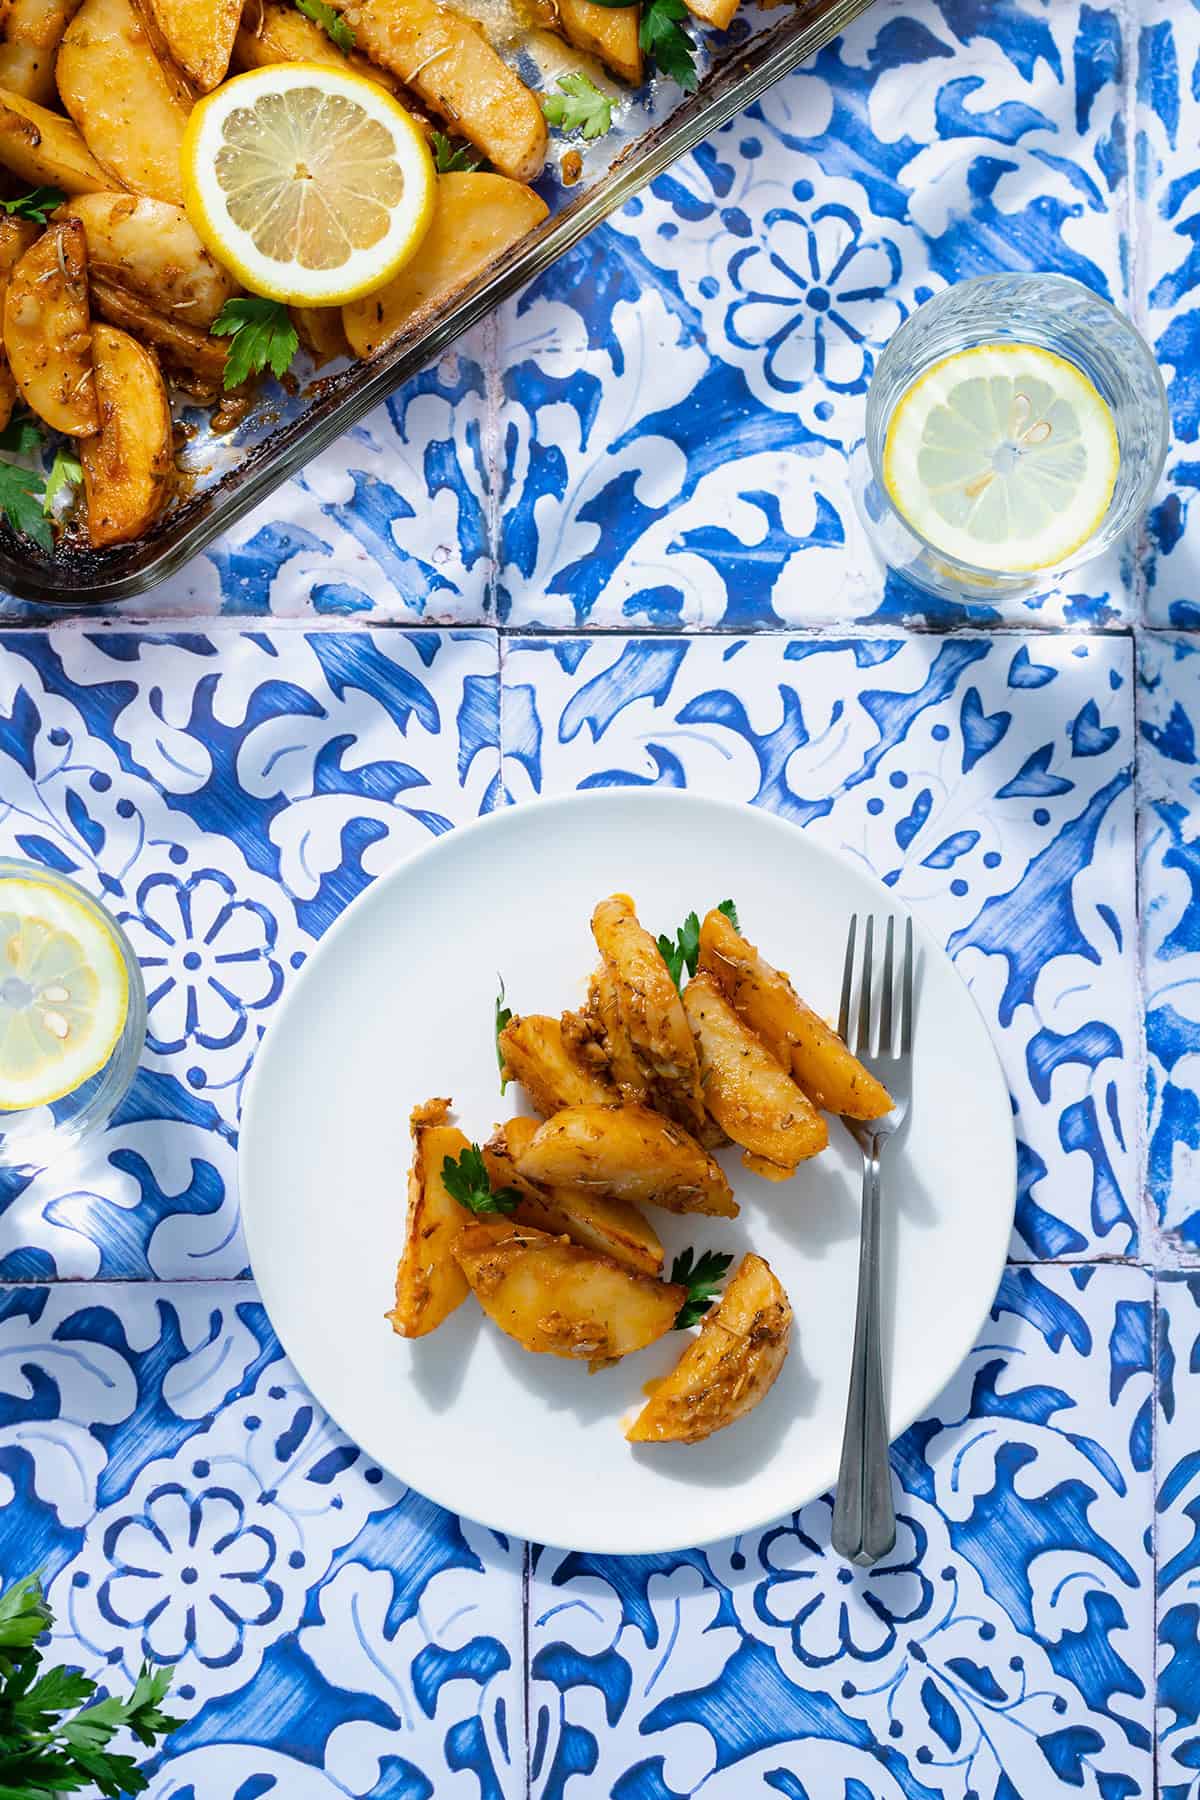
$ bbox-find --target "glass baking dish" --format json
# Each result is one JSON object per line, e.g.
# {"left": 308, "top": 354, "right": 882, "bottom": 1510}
{"left": 3, "top": 0, "right": 874, "bottom": 608}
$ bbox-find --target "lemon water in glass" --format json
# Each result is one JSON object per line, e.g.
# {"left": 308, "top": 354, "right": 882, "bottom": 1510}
{"left": 850, "top": 274, "right": 1169, "bottom": 603}
{"left": 0, "top": 859, "right": 146, "bottom": 1169}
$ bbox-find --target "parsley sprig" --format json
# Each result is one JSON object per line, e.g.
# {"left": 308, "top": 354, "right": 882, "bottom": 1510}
{"left": 0, "top": 1571, "right": 180, "bottom": 1797}
{"left": 657, "top": 897, "right": 738, "bottom": 992}
{"left": 43, "top": 448, "right": 82, "bottom": 516}
{"left": 638, "top": 0, "right": 697, "bottom": 88}
{"left": 495, "top": 979, "right": 513, "bottom": 1089}
{"left": 541, "top": 71, "right": 614, "bottom": 140}
{"left": 443, "top": 1144, "right": 520, "bottom": 1215}
{"left": 211, "top": 297, "right": 300, "bottom": 390}
{"left": 295, "top": 0, "right": 355, "bottom": 52}
{"left": 1, "top": 186, "right": 65, "bottom": 225}
{"left": 432, "top": 130, "right": 482, "bottom": 173}
{"left": 671, "top": 1246, "right": 733, "bottom": 1329}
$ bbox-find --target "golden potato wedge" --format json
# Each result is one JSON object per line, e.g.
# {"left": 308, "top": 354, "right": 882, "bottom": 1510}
{"left": 336, "top": 0, "right": 547, "bottom": 181}
{"left": 453, "top": 1216, "right": 683, "bottom": 1369}
{"left": 557, "top": 0, "right": 640, "bottom": 83}
{"left": 485, "top": 1118, "right": 665, "bottom": 1278}
{"left": 0, "top": 86, "right": 109, "bottom": 191}
{"left": 593, "top": 893, "right": 707, "bottom": 1138}
{"left": 0, "top": 0, "right": 84, "bottom": 104}
{"left": 57, "top": 0, "right": 192, "bottom": 204}
{"left": 698, "top": 907, "right": 893, "bottom": 1120}
{"left": 4, "top": 218, "right": 98, "bottom": 434}
{"left": 146, "top": 0, "right": 239, "bottom": 89}
{"left": 584, "top": 963, "right": 651, "bottom": 1104}
{"left": 80, "top": 322, "right": 172, "bottom": 547}
{"left": 388, "top": 1098, "right": 475, "bottom": 1338}
{"left": 681, "top": 0, "right": 739, "bottom": 30}
{"left": 0, "top": 213, "right": 36, "bottom": 431}
{"left": 88, "top": 272, "right": 228, "bottom": 389}
{"left": 59, "top": 193, "right": 237, "bottom": 329}
{"left": 291, "top": 305, "right": 352, "bottom": 367}
{"left": 342, "top": 171, "right": 547, "bottom": 358}
{"left": 233, "top": 0, "right": 408, "bottom": 101}
{"left": 498, "top": 1013, "right": 616, "bottom": 1117}
{"left": 627, "top": 1253, "right": 791, "bottom": 1444}
{"left": 515, "top": 1103, "right": 737, "bottom": 1218}
{"left": 683, "top": 970, "right": 827, "bottom": 1176}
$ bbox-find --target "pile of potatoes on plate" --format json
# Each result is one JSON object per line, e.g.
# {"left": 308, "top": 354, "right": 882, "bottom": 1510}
{"left": 390, "top": 895, "right": 893, "bottom": 1446}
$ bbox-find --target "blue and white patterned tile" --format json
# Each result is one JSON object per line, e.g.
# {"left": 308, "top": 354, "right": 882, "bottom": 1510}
{"left": 1139, "top": 633, "right": 1200, "bottom": 1257}
{"left": 1155, "top": 1271, "right": 1200, "bottom": 1799}
{"left": 529, "top": 1262, "right": 1153, "bottom": 1800}
{"left": 0, "top": 1281, "right": 524, "bottom": 1799}
{"left": 496, "top": 0, "right": 1133, "bottom": 631}
{"left": 0, "top": 626, "right": 500, "bottom": 1277}
{"left": 501, "top": 632, "right": 1138, "bottom": 1259}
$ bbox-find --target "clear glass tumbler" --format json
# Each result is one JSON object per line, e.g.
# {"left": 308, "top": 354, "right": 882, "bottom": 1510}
{"left": 850, "top": 273, "right": 1170, "bottom": 604}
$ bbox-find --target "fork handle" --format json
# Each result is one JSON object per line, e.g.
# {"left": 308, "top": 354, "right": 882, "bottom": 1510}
{"left": 831, "top": 1142, "right": 896, "bottom": 1566}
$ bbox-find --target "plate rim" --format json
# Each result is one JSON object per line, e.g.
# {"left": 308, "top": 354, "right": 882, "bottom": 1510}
{"left": 240, "top": 788, "right": 1017, "bottom": 1554}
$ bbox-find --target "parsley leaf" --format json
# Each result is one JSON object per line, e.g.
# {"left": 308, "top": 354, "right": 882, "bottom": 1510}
{"left": 431, "top": 130, "right": 482, "bottom": 172}
{"left": 639, "top": 0, "right": 697, "bottom": 90}
{"left": 443, "top": 1145, "right": 520, "bottom": 1215}
{"left": 211, "top": 296, "right": 299, "bottom": 390}
{"left": 0, "top": 460, "right": 50, "bottom": 551}
{"left": 0, "top": 412, "right": 41, "bottom": 457}
{"left": 717, "top": 897, "right": 739, "bottom": 931}
{"left": 541, "top": 71, "right": 614, "bottom": 140}
{"left": 656, "top": 910, "right": 700, "bottom": 992}
{"left": 295, "top": 0, "right": 355, "bottom": 51}
{"left": 43, "top": 448, "right": 81, "bottom": 515}
{"left": 496, "top": 978, "right": 513, "bottom": 1089}
{"left": 1, "top": 186, "right": 65, "bottom": 225}
{"left": 671, "top": 1246, "right": 733, "bottom": 1329}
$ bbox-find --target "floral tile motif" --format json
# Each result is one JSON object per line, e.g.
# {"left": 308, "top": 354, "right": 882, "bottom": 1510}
{"left": 0, "top": 1282, "right": 524, "bottom": 1800}
{"left": 0, "top": 626, "right": 500, "bottom": 1278}
{"left": 1155, "top": 1271, "right": 1200, "bottom": 1800}
{"left": 528, "top": 1262, "right": 1153, "bottom": 1800}
{"left": 1138, "top": 633, "right": 1200, "bottom": 1256}
{"left": 501, "top": 632, "right": 1138, "bottom": 1260}
{"left": 495, "top": 0, "right": 1133, "bottom": 631}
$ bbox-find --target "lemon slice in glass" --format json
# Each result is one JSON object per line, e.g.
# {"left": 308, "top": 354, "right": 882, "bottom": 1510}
{"left": 882, "top": 342, "right": 1119, "bottom": 573}
{"left": 0, "top": 875, "right": 129, "bottom": 1111}
{"left": 182, "top": 63, "right": 435, "bottom": 306}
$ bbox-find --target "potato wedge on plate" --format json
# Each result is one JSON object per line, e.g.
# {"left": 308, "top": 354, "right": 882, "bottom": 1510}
{"left": 682, "top": 970, "right": 827, "bottom": 1177}
{"left": 698, "top": 906, "right": 893, "bottom": 1120}
{"left": 593, "top": 893, "right": 708, "bottom": 1139}
{"left": 681, "top": 0, "right": 740, "bottom": 30}
{"left": 59, "top": 192, "right": 237, "bottom": 329}
{"left": 57, "top": 0, "right": 192, "bottom": 203}
{"left": 388, "top": 1098, "right": 475, "bottom": 1338}
{"left": 557, "top": 0, "right": 641, "bottom": 83}
{"left": 233, "top": 0, "right": 407, "bottom": 100}
{"left": 80, "top": 322, "right": 172, "bottom": 546}
{"left": 515, "top": 1102, "right": 737, "bottom": 1218}
{"left": 146, "top": 0, "right": 239, "bottom": 91}
{"left": 453, "top": 1215, "right": 683, "bottom": 1370}
{"left": 291, "top": 305, "right": 352, "bottom": 368}
{"left": 0, "top": 0, "right": 84, "bottom": 104}
{"left": 0, "top": 214, "right": 37, "bottom": 431}
{"left": 0, "top": 85, "right": 108, "bottom": 190}
{"left": 486, "top": 1117, "right": 665, "bottom": 1278}
{"left": 498, "top": 1013, "right": 616, "bottom": 1116}
{"left": 4, "top": 218, "right": 98, "bottom": 434}
{"left": 342, "top": 171, "right": 547, "bottom": 358}
{"left": 88, "top": 272, "right": 227, "bottom": 390}
{"left": 627, "top": 1253, "right": 791, "bottom": 1444}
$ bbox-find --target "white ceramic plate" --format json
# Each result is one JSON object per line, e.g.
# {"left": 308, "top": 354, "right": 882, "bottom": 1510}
{"left": 240, "top": 790, "right": 1015, "bottom": 1555}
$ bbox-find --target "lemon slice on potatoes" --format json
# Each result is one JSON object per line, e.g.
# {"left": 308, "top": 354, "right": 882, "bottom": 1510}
{"left": 182, "top": 63, "right": 435, "bottom": 306}
{"left": 0, "top": 876, "right": 128, "bottom": 1111}
{"left": 883, "top": 342, "right": 1119, "bottom": 573}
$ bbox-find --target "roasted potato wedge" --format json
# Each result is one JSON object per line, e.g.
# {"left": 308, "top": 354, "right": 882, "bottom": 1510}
{"left": 0, "top": 0, "right": 84, "bottom": 103}
{"left": 342, "top": 171, "right": 547, "bottom": 358}
{"left": 59, "top": 192, "right": 237, "bottom": 328}
{"left": 4, "top": 218, "right": 98, "bottom": 434}
{"left": 453, "top": 1216, "right": 683, "bottom": 1369}
{"left": 498, "top": 1013, "right": 616, "bottom": 1117}
{"left": 593, "top": 892, "right": 707, "bottom": 1138}
{"left": 146, "top": 0, "right": 239, "bottom": 90}
{"left": 291, "top": 304, "right": 352, "bottom": 367}
{"left": 557, "top": 0, "right": 640, "bottom": 82}
{"left": 698, "top": 907, "right": 893, "bottom": 1120}
{"left": 585, "top": 962, "right": 650, "bottom": 1104}
{"left": 388, "top": 1098, "right": 475, "bottom": 1337}
{"left": 485, "top": 1117, "right": 665, "bottom": 1278}
{"left": 58, "top": 0, "right": 192, "bottom": 204}
{"left": 683, "top": 970, "right": 827, "bottom": 1176}
{"left": 0, "top": 85, "right": 109, "bottom": 190}
{"left": 0, "top": 213, "right": 37, "bottom": 430}
{"left": 88, "top": 271, "right": 227, "bottom": 389}
{"left": 233, "top": 0, "right": 408, "bottom": 100}
{"left": 515, "top": 1103, "right": 737, "bottom": 1219}
{"left": 336, "top": 0, "right": 547, "bottom": 182}
{"left": 681, "top": 0, "right": 739, "bottom": 30}
{"left": 80, "top": 322, "right": 172, "bottom": 546}
{"left": 627, "top": 1253, "right": 791, "bottom": 1444}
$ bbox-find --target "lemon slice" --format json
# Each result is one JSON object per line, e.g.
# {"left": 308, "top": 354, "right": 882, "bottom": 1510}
{"left": 0, "top": 876, "right": 128, "bottom": 1111}
{"left": 882, "top": 343, "right": 1119, "bottom": 573}
{"left": 182, "top": 63, "right": 435, "bottom": 306}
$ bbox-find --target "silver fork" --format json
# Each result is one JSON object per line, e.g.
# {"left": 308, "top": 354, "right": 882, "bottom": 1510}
{"left": 830, "top": 913, "right": 914, "bottom": 1567}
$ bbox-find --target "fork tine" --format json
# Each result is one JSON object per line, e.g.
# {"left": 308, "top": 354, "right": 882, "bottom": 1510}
{"left": 901, "top": 916, "right": 914, "bottom": 1055}
{"left": 879, "top": 916, "right": 895, "bottom": 1056}
{"left": 855, "top": 916, "right": 874, "bottom": 1059}
{"left": 838, "top": 914, "right": 857, "bottom": 1041}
